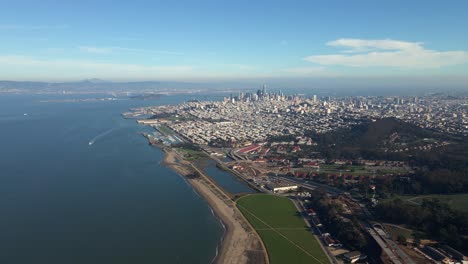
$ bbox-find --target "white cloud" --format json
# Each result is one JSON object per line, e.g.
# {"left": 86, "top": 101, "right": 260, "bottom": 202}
{"left": 282, "top": 67, "right": 331, "bottom": 76}
{"left": 0, "top": 55, "right": 331, "bottom": 81}
{"left": 0, "top": 55, "right": 193, "bottom": 80}
{"left": 222, "top": 64, "right": 256, "bottom": 70}
{"left": 305, "top": 38, "right": 468, "bottom": 68}
{"left": 327, "top": 38, "right": 423, "bottom": 53}
{"left": 0, "top": 55, "right": 277, "bottom": 81}
{"left": 78, "top": 46, "right": 183, "bottom": 55}
{"left": 78, "top": 46, "right": 112, "bottom": 54}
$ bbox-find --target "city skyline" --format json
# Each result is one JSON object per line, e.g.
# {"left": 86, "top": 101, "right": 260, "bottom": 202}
{"left": 1, "top": 0, "right": 468, "bottom": 88}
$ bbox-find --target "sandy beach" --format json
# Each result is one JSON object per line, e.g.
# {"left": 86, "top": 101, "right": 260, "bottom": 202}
{"left": 162, "top": 149, "right": 268, "bottom": 264}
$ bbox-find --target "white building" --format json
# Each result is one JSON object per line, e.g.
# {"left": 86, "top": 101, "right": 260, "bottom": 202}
{"left": 266, "top": 182, "right": 298, "bottom": 193}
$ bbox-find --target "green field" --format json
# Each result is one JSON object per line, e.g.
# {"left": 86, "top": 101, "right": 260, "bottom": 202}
{"left": 382, "top": 223, "right": 414, "bottom": 241}
{"left": 318, "top": 164, "right": 409, "bottom": 176}
{"left": 178, "top": 148, "right": 206, "bottom": 160}
{"left": 156, "top": 125, "right": 174, "bottom": 135}
{"left": 237, "top": 194, "right": 328, "bottom": 264}
{"left": 394, "top": 194, "right": 468, "bottom": 212}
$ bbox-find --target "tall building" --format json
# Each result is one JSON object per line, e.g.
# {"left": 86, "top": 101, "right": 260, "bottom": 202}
{"left": 262, "top": 84, "right": 267, "bottom": 95}
{"left": 313, "top": 94, "right": 317, "bottom": 103}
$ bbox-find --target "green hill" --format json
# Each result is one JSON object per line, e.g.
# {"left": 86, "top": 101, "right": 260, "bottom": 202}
{"left": 312, "top": 118, "right": 465, "bottom": 163}
{"left": 310, "top": 118, "right": 468, "bottom": 193}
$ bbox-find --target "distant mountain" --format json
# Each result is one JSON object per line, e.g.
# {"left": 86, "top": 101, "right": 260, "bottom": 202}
{"left": 0, "top": 80, "right": 223, "bottom": 94}
{"left": 81, "top": 78, "right": 108, "bottom": 83}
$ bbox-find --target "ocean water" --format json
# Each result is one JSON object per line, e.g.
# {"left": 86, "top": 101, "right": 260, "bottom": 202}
{"left": 0, "top": 94, "right": 223, "bottom": 264}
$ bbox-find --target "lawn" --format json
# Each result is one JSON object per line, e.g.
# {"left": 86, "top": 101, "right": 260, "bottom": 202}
{"left": 318, "top": 164, "right": 408, "bottom": 176}
{"left": 382, "top": 223, "right": 414, "bottom": 240}
{"left": 178, "top": 148, "right": 206, "bottom": 160}
{"left": 396, "top": 194, "right": 468, "bottom": 212}
{"left": 237, "top": 194, "right": 329, "bottom": 264}
{"left": 156, "top": 125, "right": 174, "bottom": 135}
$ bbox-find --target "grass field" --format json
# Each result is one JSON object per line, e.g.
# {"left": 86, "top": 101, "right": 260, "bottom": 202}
{"left": 156, "top": 125, "right": 174, "bottom": 135}
{"left": 318, "top": 164, "right": 409, "bottom": 176}
{"left": 382, "top": 223, "right": 414, "bottom": 240}
{"left": 178, "top": 148, "right": 206, "bottom": 160}
{"left": 237, "top": 194, "right": 328, "bottom": 264}
{"left": 392, "top": 194, "right": 468, "bottom": 212}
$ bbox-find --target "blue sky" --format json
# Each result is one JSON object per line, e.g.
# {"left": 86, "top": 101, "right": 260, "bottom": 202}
{"left": 0, "top": 0, "right": 468, "bottom": 83}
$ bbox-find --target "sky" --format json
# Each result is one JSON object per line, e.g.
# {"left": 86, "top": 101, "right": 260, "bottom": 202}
{"left": 0, "top": 0, "right": 468, "bottom": 87}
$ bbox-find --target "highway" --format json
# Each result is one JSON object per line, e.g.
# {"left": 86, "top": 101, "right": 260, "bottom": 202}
{"left": 273, "top": 175, "right": 344, "bottom": 195}
{"left": 365, "top": 225, "right": 402, "bottom": 264}
{"left": 372, "top": 225, "right": 416, "bottom": 264}
{"left": 205, "top": 153, "right": 264, "bottom": 192}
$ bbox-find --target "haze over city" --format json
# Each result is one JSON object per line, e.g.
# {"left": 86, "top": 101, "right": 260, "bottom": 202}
{"left": 1, "top": 0, "right": 468, "bottom": 90}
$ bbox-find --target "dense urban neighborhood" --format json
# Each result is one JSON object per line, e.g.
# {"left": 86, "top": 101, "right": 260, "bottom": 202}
{"left": 126, "top": 88, "right": 468, "bottom": 264}
{"left": 127, "top": 87, "right": 467, "bottom": 147}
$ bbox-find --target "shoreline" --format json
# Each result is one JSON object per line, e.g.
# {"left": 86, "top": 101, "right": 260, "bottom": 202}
{"left": 161, "top": 147, "right": 268, "bottom": 264}
{"left": 208, "top": 205, "right": 226, "bottom": 264}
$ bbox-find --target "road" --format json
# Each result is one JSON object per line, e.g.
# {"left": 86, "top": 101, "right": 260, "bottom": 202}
{"left": 276, "top": 175, "right": 416, "bottom": 264}
{"left": 207, "top": 154, "right": 264, "bottom": 192}
{"left": 372, "top": 226, "right": 416, "bottom": 264}
{"left": 201, "top": 150, "right": 416, "bottom": 264}
{"left": 292, "top": 199, "right": 339, "bottom": 264}
{"left": 365, "top": 224, "right": 402, "bottom": 264}
{"left": 273, "top": 175, "right": 344, "bottom": 195}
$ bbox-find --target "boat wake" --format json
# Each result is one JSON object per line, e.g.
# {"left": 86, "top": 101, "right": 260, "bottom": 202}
{"left": 88, "top": 127, "right": 119, "bottom": 146}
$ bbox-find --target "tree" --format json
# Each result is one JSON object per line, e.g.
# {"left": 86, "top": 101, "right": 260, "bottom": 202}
{"left": 397, "top": 234, "right": 407, "bottom": 245}
{"left": 412, "top": 232, "right": 421, "bottom": 247}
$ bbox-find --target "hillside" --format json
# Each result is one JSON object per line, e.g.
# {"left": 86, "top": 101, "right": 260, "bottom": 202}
{"left": 312, "top": 118, "right": 468, "bottom": 193}
{"left": 312, "top": 118, "right": 467, "bottom": 169}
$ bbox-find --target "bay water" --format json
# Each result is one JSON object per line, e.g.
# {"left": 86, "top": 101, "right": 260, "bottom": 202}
{"left": 0, "top": 94, "right": 225, "bottom": 264}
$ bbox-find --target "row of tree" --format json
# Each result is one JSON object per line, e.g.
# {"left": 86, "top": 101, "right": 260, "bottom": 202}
{"left": 171, "top": 142, "right": 202, "bottom": 151}
{"left": 373, "top": 169, "right": 468, "bottom": 195}
{"left": 374, "top": 198, "right": 468, "bottom": 250}
{"left": 306, "top": 192, "right": 368, "bottom": 250}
